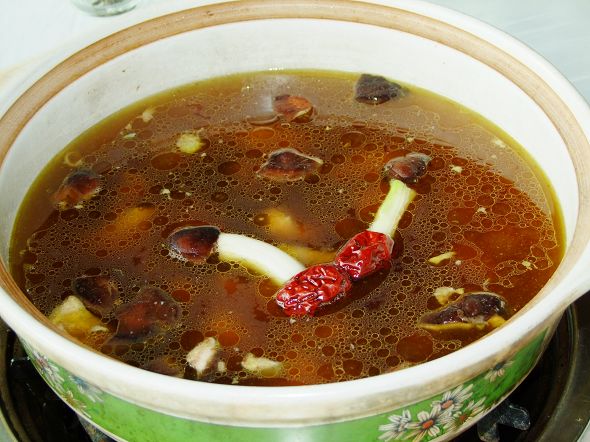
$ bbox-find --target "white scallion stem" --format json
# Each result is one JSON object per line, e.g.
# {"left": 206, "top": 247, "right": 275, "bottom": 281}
{"left": 369, "top": 179, "right": 416, "bottom": 236}
{"left": 217, "top": 233, "right": 305, "bottom": 285}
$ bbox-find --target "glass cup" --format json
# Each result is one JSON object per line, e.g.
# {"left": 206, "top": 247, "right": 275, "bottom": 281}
{"left": 71, "top": 0, "right": 141, "bottom": 16}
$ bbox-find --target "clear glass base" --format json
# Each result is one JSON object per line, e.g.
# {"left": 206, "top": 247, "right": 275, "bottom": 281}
{"left": 71, "top": 0, "right": 141, "bottom": 16}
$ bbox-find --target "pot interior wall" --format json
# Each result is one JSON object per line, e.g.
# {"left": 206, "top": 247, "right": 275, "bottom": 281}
{"left": 0, "top": 18, "right": 575, "bottom": 268}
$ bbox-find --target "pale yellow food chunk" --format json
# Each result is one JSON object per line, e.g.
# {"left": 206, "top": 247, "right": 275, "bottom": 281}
{"left": 428, "top": 251, "right": 456, "bottom": 265}
{"left": 263, "top": 208, "right": 304, "bottom": 240}
{"left": 419, "top": 322, "right": 476, "bottom": 332}
{"left": 433, "top": 286, "right": 464, "bottom": 305}
{"left": 141, "top": 106, "right": 156, "bottom": 123}
{"left": 487, "top": 314, "right": 506, "bottom": 328}
{"left": 186, "top": 337, "right": 219, "bottom": 376}
{"left": 116, "top": 204, "right": 155, "bottom": 232}
{"left": 49, "top": 296, "right": 108, "bottom": 340}
{"left": 241, "top": 353, "right": 282, "bottom": 378}
{"left": 176, "top": 132, "right": 204, "bottom": 154}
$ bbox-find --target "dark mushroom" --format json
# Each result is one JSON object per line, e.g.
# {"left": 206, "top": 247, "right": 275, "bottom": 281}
{"left": 354, "top": 74, "right": 404, "bottom": 104}
{"left": 112, "top": 286, "right": 180, "bottom": 342}
{"left": 257, "top": 148, "right": 323, "bottom": 182}
{"left": 72, "top": 275, "right": 119, "bottom": 316}
{"left": 52, "top": 169, "right": 101, "bottom": 209}
{"left": 384, "top": 152, "right": 432, "bottom": 184}
{"left": 418, "top": 292, "right": 511, "bottom": 332}
{"left": 167, "top": 226, "right": 221, "bottom": 263}
{"left": 273, "top": 94, "right": 314, "bottom": 122}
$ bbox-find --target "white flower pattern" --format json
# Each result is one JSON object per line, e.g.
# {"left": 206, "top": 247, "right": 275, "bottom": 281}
{"left": 432, "top": 384, "right": 473, "bottom": 416}
{"left": 30, "top": 350, "right": 65, "bottom": 394}
{"left": 405, "top": 404, "right": 451, "bottom": 442}
{"left": 484, "top": 360, "right": 514, "bottom": 382}
{"left": 62, "top": 390, "right": 92, "bottom": 418}
{"left": 379, "top": 409, "right": 413, "bottom": 441}
{"left": 26, "top": 347, "right": 104, "bottom": 417}
{"left": 444, "top": 397, "right": 487, "bottom": 431}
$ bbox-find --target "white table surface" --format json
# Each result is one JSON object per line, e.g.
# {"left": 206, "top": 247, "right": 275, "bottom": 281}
{"left": 1, "top": 1, "right": 589, "bottom": 440}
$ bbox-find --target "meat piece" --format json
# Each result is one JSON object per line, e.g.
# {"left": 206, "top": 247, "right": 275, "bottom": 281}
{"left": 354, "top": 74, "right": 404, "bottom": 104}
{"left": 167, "top": 226, "right": 221, "bottom": 263}
{"left": 52, "top": 169, "right": 101, "bottom": 209}
{"left": 273, "top": 94, "right": 314, "bottom": 122}
{"left": 384, "top": 152, "right": 432, "bottom": 184}
{"left": 72, "top": 275, "right": 119, "bottom": 316}
{"left": 275, "top": 264, "right": 352, "bottom": 316}
{"left": 335, "top": 230, "right": 394, "bottom": 280}
{"left": 113, "top": 286, "right": 180, "bottom": 342}
{"left": 419, "top": 292, "right": 510, "bottom": 331}
{"left": 257, "top": 148, "right": 323, "bottom": 182}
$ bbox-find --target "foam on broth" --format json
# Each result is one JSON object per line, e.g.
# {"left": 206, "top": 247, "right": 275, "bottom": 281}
{"left": 9, "top": 70, "right": 563, "bottom": 385}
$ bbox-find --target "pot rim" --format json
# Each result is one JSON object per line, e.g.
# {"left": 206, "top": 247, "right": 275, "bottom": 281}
{"left": 1, "top": 0, "right": 590, "bottom": 425}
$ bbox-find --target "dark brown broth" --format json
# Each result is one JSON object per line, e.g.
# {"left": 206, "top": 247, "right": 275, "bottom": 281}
{"left": 9, "top": 70, "right": 563, "bottom": 385}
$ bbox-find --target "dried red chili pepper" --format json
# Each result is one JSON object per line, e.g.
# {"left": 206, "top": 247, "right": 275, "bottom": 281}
{"left": 335, "top": 230, "right": 394, "bottom": 280}
{"left": 275, "top": 264, "right": 352, "bottom": 316}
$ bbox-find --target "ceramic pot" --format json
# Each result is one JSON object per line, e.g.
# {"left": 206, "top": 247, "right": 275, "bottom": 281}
{"left": 0, "top": 1, "right": 589, "bottom": 441}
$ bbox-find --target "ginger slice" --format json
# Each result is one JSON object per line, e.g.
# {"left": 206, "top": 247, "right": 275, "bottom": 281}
{"left": 49, "top": 296, "right": 108, "bottom": 340}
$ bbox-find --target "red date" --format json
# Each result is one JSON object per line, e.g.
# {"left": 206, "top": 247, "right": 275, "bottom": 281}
{"left": 335, "top": 231, "right": 394, "bottom": 280}
{"left": 275, "top": 264, "right": 352, "bottom": 316}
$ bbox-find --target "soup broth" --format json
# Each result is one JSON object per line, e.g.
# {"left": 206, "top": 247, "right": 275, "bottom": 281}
{"left": 10, "top": 70, "right": 563, "bottom": 386}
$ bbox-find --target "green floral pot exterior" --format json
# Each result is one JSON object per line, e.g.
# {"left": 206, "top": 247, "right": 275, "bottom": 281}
{"left": 25, "top": 332, "right": 546, "bottom": 442}
{"left": 2, "top": 1, "right": 590, "bottom": 442}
